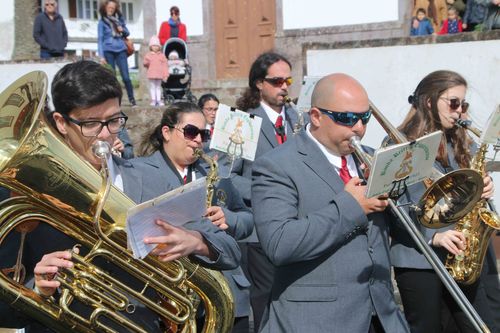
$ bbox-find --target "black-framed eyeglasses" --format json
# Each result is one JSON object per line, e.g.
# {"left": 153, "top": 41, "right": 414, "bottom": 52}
{"left": 316, "top": 107, "right": 372, "bottom": 127}
{"left": 63, "top": 113, "right": 128, "bottom": 137}
{"left": 173, "top": 124, "right": 211, "bottom": 142}
{"left": 45, "top": 2, "right": 56, "bottom": 6}
{"left": 263, "top": 77, "right": 293, "bottom": 87}
{"left": 440, "top": 97, "right": 469, "bottom": 113}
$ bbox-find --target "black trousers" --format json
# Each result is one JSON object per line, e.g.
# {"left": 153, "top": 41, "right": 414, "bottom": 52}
{"left": 369, "top": 315, "right": 385, "bottom": 333}
{"left": 395, "top": 267, "right": 496, "bottom": 333}
{"left": 246, "top": 242, "right": 275, "bottom": 333}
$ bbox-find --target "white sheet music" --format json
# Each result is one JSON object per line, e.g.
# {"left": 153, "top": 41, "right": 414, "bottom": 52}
{"left": 126, "top": 177, "right": 207, "bottom": 259}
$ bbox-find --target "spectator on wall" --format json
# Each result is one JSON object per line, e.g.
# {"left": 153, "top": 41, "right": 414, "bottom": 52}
{"left": 438, "top": 7, "right": 464, "bottom": 34}
{"left": 158, "top": 6, "right": 187, "bottom": 45}
{"left": 477, "top": 0, "right": 500, "bottom": 30}
{"left": 411, "top": 8, "right": 435, "bottom": 35}
{"left": 414, "top": 0, "right": 449, "bottom": 32}
{"left": 33, "top": 0, "right": 68, "bottom": 59}
{"left": 462, "top": 0, "right": 488, "bottom": 31}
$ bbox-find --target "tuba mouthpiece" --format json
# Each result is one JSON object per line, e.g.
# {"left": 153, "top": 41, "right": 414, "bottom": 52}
{"left": 92, "top": 140, "right": 112, "bottom": 159}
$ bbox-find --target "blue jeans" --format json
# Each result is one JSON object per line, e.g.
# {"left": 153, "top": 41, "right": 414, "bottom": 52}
{"left": 103, "top": 50, "right": 135, "bottom": 103}
{"left": 40, "top": 50, "right": 64, "bottom": 59}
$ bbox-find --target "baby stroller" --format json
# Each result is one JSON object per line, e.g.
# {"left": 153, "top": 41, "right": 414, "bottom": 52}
{"left": 161, "top": 37, "right": 196, "bottom": 104}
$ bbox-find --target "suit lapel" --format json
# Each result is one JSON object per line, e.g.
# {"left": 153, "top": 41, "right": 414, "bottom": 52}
{"left": 114, "top": 156, "right": 143, "bottom": 204}
{"left": 296, "top": 131, "right": 344, "bottom": 194}
{"left": 253, "top": 106, "right": 279, "bottom": 149}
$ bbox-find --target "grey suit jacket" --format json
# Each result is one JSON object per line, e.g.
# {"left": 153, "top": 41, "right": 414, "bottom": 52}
{"left": 133, "top": 151, "right": 252, "bottom": 316}
{"left": 231, "top": 104, "right": 300, "bottom": 242}
{"left": 251, "top": 131, "right": 409, "bottom": 333}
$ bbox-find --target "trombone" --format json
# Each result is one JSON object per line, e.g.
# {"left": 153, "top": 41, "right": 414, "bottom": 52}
{"left": 348, "top": 101, "right": 490, "bottom": 333}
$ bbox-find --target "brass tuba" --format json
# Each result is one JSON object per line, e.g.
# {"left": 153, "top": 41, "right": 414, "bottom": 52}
{"left": 445, "top": 119, "right": 500, "bottom": 285}
{"left": 0, "top": 72, "right": 234, "bottom": 332}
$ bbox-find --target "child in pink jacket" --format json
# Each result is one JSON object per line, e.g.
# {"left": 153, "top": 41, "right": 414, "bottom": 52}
{"left": 143, "top": 36, "right": 169, "bottom": 106}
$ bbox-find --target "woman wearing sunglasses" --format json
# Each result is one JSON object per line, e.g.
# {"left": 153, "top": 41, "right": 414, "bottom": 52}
{"left": 389, "top": 70, "right": 496, "bottom": 332}
{"left": 136, "top": 102, "right": 253, "bottom": 332}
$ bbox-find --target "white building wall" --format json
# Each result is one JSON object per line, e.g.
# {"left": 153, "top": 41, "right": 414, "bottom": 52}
{"left": 0, "top": 0, "right": 15, "bottom": 61}
{"left": 282, "top": 0, "right": 399, "bottom": 30}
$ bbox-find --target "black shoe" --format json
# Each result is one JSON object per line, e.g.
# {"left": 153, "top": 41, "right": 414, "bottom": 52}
{"left": 130, "top": 98, "right": 136, "bottom": 106}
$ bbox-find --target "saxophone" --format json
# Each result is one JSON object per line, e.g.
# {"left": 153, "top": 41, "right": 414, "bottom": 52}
{"left": 194, "top": 149, "right": 219, "bottom": 208}
{"left": 445, "top": 119, "right": 500, "bottom": 285}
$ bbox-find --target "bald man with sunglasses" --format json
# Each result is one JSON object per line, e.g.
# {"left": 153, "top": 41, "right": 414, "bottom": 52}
{"left": 251, "top": 73, "right": 409, "bottom": 333}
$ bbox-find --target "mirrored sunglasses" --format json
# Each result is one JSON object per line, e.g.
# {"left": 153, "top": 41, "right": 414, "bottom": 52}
{"left": 263, "top": 77, "right": 293, "bottom": 87}
{"left": 317, "top": 107, "right": 372, "bottom": 127}
{"left": 176, "top": 124, "right": 211, "bottom": 142}
{"left": 441, "top": 97, "right": 469, "bottom": 113}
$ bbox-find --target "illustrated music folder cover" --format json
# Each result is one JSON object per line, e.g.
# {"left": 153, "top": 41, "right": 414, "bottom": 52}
{"left": 366, "top": 131, "right": 442, "bottom": 198}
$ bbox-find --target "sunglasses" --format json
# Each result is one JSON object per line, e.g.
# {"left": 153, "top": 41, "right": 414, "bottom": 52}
{"left": 317, "top": 107, "right": 372, "bottom": 127}
{"left": 263, "top": 77, "right": 293, "bottom": 87}
{"left": 440, "top": 97, "right": 469, "bottom": 113}
{"left": 174, "top": 124, "right": 211, "bottom": 142}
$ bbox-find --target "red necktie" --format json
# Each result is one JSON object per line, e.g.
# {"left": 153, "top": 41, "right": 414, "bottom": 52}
{"left": 339, "top": 156, "right": 352, "bottom": 184}
{"left": 183, "top": 175, "right": 187, "bottom": 184}
{"left": 275, "top": 115, "right": 287, "bottom": 145}
{"left": 210, "top": 125, "right": 214, "bottom": 137}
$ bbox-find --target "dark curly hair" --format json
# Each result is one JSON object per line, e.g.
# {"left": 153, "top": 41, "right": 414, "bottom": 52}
{"left": 235, "top": 51, "right": 291, "bottom": 111}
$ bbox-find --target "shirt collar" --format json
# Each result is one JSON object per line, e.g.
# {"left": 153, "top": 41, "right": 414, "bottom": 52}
{"left": 305, "top": 124, "right": 358, "bottom": 177}
{"left": 261, "top": 101, "right": 285, "bottom": 127}
{"left": 108, "top": 155, "right": 123, "bottom": 191}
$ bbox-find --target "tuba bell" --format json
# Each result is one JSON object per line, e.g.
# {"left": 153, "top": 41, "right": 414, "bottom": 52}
{"left": 0, "top": 72, "right": 234, "bottom": 332}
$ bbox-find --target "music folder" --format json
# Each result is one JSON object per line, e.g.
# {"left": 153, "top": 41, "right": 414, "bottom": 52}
{"left": 126, "top": 177, "right": 207, "bottom": 259}
{"left": 209, "top": 104, "right": 262, "bottom": 161}
{"left": 480, "top": 105, "right": 500, "bottom": 145}
{"left": 366, "top": 131, "right": 442, "bottom": 198}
